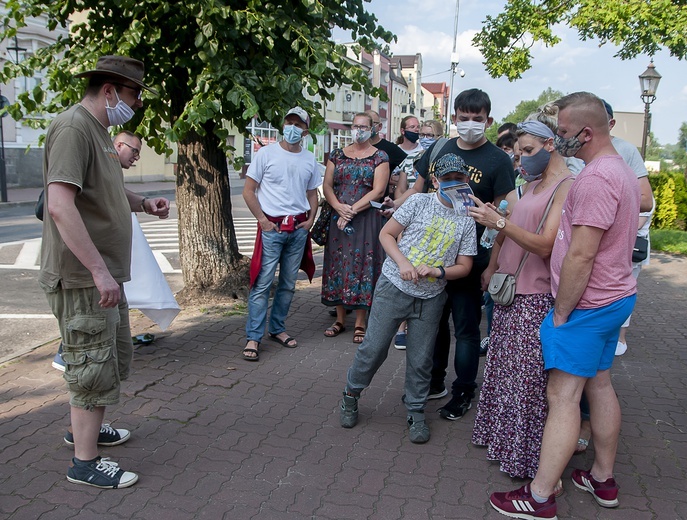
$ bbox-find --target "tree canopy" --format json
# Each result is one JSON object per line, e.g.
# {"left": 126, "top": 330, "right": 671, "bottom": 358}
{"left": 1, "top": 0, "right": 394, "bottom": 152}
{"left": 0, "top": 0, "right": 395, "bottom": 298}
{"left": 474, "top": 0, "right": 687, "bottom": 80}
{"left": 486, "top": 87, "right": 564, "bottom": 141}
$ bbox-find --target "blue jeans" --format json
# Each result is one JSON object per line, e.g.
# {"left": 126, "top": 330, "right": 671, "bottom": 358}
{"left": 431, "top": 247, "right": 489, "bottom": 398}
{"left": 245, "top": 228, "right": 308, "bottom": 342}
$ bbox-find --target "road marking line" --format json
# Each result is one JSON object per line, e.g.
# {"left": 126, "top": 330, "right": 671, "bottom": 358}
{"left": 14, "top": 239, "right": 41, "bottom": 267}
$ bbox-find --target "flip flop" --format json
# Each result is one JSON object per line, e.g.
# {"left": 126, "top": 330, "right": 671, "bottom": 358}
{"left": 353, "top": 326, "right": 366, "bottom": 344}
{"left": 269, "top": 333, "right": 298, "bottom": 348}
{"left": 132, "top": 333, "right": 155, "bottom": 345}
{"left": 324, "top": 322, "right": 346, "bottom": 337}
{"left": 242, "top": 342, "right": 260, "bottom": 362}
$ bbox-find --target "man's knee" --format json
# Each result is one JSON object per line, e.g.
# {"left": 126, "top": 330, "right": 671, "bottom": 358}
{"left": 546, "top": 369, "right": 586, "bottom": 408}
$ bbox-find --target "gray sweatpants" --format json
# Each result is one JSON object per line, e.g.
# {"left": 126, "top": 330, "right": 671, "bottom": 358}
{"left": 346, "top": 275, "right": 448, "bottom": 414}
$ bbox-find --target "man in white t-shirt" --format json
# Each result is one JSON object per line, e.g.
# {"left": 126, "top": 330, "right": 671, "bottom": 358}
{"left": 242, "top": 107, "right": 321, "bottom": 361}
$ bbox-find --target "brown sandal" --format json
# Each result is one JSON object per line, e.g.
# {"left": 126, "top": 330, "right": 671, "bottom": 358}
{"left": 324, "top": 322, "right": 346, "bottom": 337}
{"left": 353, "top": 326, "right": 366, "bottom": 344}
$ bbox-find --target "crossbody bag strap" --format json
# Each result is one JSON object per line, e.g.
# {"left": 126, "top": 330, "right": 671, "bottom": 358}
{"left": 512, "top": 178, "right": 568, "bottom": 280}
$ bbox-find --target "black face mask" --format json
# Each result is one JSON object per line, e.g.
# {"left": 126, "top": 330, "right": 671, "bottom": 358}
{"left": 404, "top": 130, "right": 419, "bottom": 143}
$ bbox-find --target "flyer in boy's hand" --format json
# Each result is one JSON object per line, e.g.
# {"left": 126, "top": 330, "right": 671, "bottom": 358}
{"left": 442, "top": 183, "right": 476, "bottom": 215}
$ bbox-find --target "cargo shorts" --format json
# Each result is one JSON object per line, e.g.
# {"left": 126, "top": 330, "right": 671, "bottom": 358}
{"left": 42, "top": 283, "right": 134, "bottom": 410}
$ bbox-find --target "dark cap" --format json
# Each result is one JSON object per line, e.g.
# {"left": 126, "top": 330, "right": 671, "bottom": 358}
{"left": 602, "top": 99, "right": 613, "bottom": 119}
{"left": 433, "top": 153, "right": 470, "bottom": 178}
{"left": 75, "top": 55, "right": 157, "bottom": 95}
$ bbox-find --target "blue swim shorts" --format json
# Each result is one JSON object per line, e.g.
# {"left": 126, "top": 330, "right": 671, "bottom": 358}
{"left": 540, "top": 295, "right": 636, "bottom": 378}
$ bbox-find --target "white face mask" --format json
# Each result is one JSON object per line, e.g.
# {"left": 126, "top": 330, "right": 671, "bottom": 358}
{"left": 456, "top": 120, "right": 485, "bottom": 144}
{"left": 106, "top": 90, "right": 135, "bottom": 127}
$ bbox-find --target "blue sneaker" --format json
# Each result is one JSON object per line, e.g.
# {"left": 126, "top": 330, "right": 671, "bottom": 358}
{"left": 52, "top": 343, "right": 65, "bottom": 372}
{"left": 394, "top": 332, "right": 407, "bottom": 350}
{"left": 64, "top": 424, "right": 131, "bottom": 447}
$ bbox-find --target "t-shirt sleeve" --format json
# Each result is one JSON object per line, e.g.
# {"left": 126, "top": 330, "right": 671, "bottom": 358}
{"left": 375, "top": 150, "right": 390, "bottom": 168}
{"left": 46, "top": 124, "right": 91, "bottom": 190}
{"left": 392, "top": 193, "right": 420, "bottom": 228}
{"left": 623, "top": 146, "right": 649, "bottom": 178}
{"left": 569, "top": 176, "right": 618, "bottom": 231}
{"left": 246, "top": 145, "right": 266, "bottom": 183}
{"left": 306, "top": 155, "right": 322, "bottom": 191}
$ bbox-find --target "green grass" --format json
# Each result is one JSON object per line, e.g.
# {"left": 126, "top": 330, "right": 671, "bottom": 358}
{"left": 650, "top": 229, "right": 687, "bottom": 255}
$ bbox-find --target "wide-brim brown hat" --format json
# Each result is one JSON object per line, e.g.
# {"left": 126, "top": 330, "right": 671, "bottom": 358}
{"left": 75, "top": 55, "right": 158, "bottom": 95}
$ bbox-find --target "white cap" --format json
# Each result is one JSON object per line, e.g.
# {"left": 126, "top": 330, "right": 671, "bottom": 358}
{"left": 285, "top": 107, "right": 310, "bottom": 127}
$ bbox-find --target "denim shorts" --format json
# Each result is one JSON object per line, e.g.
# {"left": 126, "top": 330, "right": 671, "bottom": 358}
{"left": 43, "top": 283, "right": 132, "bottom": 410}
{"left": 540, "top": 295, "right": 636, "bottom": 378}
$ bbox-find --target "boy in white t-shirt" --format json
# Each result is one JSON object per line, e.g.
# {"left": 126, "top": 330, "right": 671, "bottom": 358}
{"left": 339, "top": 153, "right": 476, "bottom": 443}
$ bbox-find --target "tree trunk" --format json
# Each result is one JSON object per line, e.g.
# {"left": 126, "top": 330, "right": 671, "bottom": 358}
{"left": 175, "top": 123, "right": 250, "bottom": 301}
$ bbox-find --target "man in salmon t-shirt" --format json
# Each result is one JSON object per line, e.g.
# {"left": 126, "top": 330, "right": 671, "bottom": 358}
{"left": 490, "top": 92, "right": 640, "bottom": 519}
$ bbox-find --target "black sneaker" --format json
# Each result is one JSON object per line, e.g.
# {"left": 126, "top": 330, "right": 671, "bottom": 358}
{"left": 64, "top": 423, "right": 131, "bottom": 447}
{"left": 407, "top": 414, "right": 430, "bottom": 444}
{"left": 427, "top": 386, "right": 448, "bottom": 400}
{"left": 67, "top": 457, "right": 138, "bottom": 489}
{"left": 439, "top": 393, "right": 472, "bottom": 421}
{"left": 340, "top": 393, "right": 359, "bottom": 428}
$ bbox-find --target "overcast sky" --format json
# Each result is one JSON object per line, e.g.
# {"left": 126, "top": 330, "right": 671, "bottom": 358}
{"left": 343, "top": 0, "right": 686, "bottom": 145}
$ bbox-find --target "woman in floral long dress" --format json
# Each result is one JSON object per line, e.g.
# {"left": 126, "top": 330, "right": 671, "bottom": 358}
{"left": 469, "top": 117, "right": 573, "bottom": 480}
{"left": 322, "top": 113, "right": 390, "bottom": 343}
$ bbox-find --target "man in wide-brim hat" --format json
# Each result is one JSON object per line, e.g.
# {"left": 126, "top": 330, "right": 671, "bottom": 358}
{"left": 40, "top": 55, "right": 168, "bottom": 489}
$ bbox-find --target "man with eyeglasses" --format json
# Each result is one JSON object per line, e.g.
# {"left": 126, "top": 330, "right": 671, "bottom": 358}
{"left": 114, "top": 130, "right": 142, "bottom": 169}
{"left": 40, "top": 55, "right": 169, "bottom": 490}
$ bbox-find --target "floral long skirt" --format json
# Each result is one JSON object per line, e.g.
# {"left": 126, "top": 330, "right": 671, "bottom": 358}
{"left": 472, "top": 293, "right": 554, "bottom": 478}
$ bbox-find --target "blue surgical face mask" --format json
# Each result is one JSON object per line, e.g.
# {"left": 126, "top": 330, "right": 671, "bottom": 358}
{"left": 419, "top": 137, "right": 436, "bottom": 150}
{"left": 520, "top": 145, "right": 552, "bottom": 182}
{"left": 437, "top": 179, "right": 461, "bottom": 206}
{"left": 283, "top": 124, "right": 304, "bottom": 144}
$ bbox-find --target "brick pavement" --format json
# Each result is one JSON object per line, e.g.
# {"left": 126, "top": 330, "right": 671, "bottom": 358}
{"left": 0, "top": 253, "right": 685, "bottom": 520}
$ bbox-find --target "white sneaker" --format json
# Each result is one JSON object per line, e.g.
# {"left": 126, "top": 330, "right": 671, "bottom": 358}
{"left": 615, "top": 341, "right": 627, "bottom": 356}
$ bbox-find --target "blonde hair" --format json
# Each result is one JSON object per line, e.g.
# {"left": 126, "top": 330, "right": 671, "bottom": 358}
{"left": 422, "top": 120, "right": 444, "bottom": 137}
{"left": 524, "top": 103, "right": 559, "bottom": 134}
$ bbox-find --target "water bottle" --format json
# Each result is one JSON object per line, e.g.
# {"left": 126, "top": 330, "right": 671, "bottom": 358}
{"left": 333, "top": 215, "right": 355, "bottom": 235}
{"left": 479, "top": 200, "right": 508, "bottom": 249}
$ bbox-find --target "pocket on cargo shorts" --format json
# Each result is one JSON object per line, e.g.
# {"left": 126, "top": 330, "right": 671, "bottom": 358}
{"left": 62, "top": 315, "right": 118, "bottom": 394}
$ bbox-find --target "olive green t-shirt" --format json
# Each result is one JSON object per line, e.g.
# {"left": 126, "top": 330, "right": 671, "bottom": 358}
{"left": 40, "top": 104, "right": 132, "bottom": 289}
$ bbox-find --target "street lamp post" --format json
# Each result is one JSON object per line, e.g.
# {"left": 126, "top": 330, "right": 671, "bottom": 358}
{"left": 639, "top": 60, "right": 662, "bottom": 160}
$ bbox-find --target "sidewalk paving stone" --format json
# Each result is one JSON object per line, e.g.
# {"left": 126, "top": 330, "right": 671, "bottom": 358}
{"left": 1, "top": 253, "right": 686, "bottom": 519}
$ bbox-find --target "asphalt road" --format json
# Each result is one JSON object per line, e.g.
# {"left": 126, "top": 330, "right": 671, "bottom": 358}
{"left": 0, "top": 185, "right": 252, "bottom": 364}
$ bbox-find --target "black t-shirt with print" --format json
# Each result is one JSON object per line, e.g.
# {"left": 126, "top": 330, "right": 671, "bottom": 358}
{"left": 414, "top": 138, "right": 515, "bottom": 238}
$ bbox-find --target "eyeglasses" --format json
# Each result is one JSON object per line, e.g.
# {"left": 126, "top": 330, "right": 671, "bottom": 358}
{"left": 118, "top": 141, "right": 140, "bottom": 158}
{"left": 352, "top": 125, "right": 371, "bottom": 131}
{"left": 111, "top": 82, "right": 142, "bottom": 100}
{"left": 419, "top": 133, "right": 436, "bottom": 138}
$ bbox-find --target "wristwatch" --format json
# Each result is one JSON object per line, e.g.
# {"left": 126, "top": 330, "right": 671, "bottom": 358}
{"left": 496, "top": 217, "right": 506, "bottom": 230}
